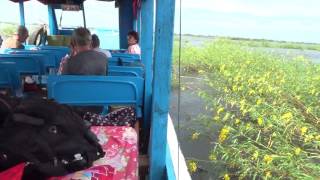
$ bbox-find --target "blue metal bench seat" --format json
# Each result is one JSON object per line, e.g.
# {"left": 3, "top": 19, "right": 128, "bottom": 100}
{"left": 0, "top": 62, "right": 21, "bottom": 95}
{"left": 47, "top": 75, "right": 144, "bottom": 117}
{"left": 111, "top": 53, "right": 140, "bottom": 59}
{"left": 6, "top": 48, "right": 69, "bottom": 68}
{"left": 5, "top": 50, "right": 57, "bottom": 71}
{"left": 0, "top": 55, "right": 43, "bottom": 75}
{"left": 109, "top": 66, "right": 144, "bottom": 77}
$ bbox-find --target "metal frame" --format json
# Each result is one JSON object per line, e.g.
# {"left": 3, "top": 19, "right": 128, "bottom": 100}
{"left": 19, "top": 0, "right": 25, "bottom": 26}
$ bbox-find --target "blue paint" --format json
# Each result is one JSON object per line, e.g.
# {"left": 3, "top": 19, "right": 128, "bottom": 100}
{"left": 166, "top": 145, "right": 176, "bottom": 180}
{"left": 0, "top": 62, "right": 21, "bottom": 94}
{"left": 140, "top": 0, "right": 154, "bottom": 135}
{"left": 149, "top": 0, "right": 176, "bottom": 179}
{"left": 137, "top": 9, "right": 141, "bottom": 35}
{"left": 108, "top": 66, "right": 144, "bottom": 77}
{"left": 108, "top": 70, "right": 139, "bottom": 77}
{"left": 118, "top": 0, "right": 133, "bottom": 49}
{"left": 47, "top": 75, "right": 144, "bottom": 117}
{"left": 0, "top": 55, "right": 43, "bottom": 76}
{"left": 5, "top": 50, "right": 56, "bottom": 72}
{"left": 19, "top": 0, "right": 25, "bottom": 26}
{"left": 48, "top": 5, "right": 58, "bottom": 35}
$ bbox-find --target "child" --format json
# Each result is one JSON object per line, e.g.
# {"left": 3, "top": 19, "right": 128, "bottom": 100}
{"left": 127, "top": 31, "right": 141, "bottom": 55}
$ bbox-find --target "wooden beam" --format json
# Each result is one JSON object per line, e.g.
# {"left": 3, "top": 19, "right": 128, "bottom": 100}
{"left": 141, "top": 0, "right": 154, "bottom": 134}
{"left": 150, "top": 0, "right": 176, "bottom": 179}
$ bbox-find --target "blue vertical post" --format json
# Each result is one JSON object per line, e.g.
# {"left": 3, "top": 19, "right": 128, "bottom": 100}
{"left": 48, "top": 5, "right": 58, "bottom": 35}
{"left": 150, "top": 0, "right": 176, "bottom": 179}
{"left": 141, "top": 0, "right": 154, "bottom": 132}
{"left": 118, "top": 0, "right": 134, "bottom": 49}
{"left": 19, "top": 0, "right": 25, "bottom": 26}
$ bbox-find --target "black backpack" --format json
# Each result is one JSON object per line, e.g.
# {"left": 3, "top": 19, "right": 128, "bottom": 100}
{"left": 0, "top": 95, "right": 105, "bottom": 179}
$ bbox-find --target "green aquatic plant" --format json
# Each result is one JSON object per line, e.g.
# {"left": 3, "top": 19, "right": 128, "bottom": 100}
{"left": 174, "top": 39, "right": 320, "bottom": 179}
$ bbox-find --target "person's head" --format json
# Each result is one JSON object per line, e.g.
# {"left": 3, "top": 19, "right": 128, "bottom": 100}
{"left": 91, "top": 34, "right": 100, "bottom": 49}
{"left": 16, "top": 26, "right": 29, "bottom": 43}
{"left": 127, "top": 31, "right": 139, "bottom": 46}
{"left": 70, "top": 27, "right": 92, "bottom": 54}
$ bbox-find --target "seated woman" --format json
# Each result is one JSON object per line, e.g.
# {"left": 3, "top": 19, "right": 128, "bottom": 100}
{"left": 127, "top": 31, "right": 141, "bottom": 55}
{"left": 91, "top": 34, "right": 112, "bottom": 58}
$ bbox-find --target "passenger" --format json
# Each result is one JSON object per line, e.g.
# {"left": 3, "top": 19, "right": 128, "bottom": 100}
{"left": 91, "top": 34, "right": 112, "bottom": 58}
{"left": 60, "top": 27, "right": 108, "bottom": 75}
{"left": 1, "top": 26, "right": 28, "bottom": 49}
{"left": 127, "top": 31, "right": 141, "bottom": 55}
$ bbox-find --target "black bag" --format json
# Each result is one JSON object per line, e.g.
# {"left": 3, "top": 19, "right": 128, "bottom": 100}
{"left": 0, "top": 95, "right": 105, "bottom": 179}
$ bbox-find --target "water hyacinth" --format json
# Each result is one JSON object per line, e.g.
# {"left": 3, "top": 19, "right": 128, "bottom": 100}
{"left": 174, "top": 39, "right": 320, "bottom": 179}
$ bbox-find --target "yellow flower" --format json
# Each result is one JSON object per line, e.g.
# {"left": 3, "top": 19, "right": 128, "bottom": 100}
{"left": 265, "top": 171, "right": 272, "bottom": 178}
{"left": 315, "top": 135, "right": 320, "bottom": 141}
{"left": 224, "top": 87, "right": 229, "bottom": 93}
{"left": 252, "top": 151, "right": 259, "bottom": 160}
{"left": 306, "top": 107, "right": 312, "bottom": 114}
{"left": 191, "top": 132, "right": 200, "bottom": 140}
{"left": 224, "top": 174, "right": 230, "bottom": 180}
{"left": 257, "top": 117, "right": 263, "bottom": 126}
{"left": 218, "top": 127, "right": 230, "bottom": 143}
{"left": 246, "top": 123, "right": 251, "bottom": 130}
{"left": 300, "top": 127, "right": 308, "bottom": 136}
{"left": 209, "top": 153, "right": 216, "bottom": 161}
{"left": 263, "top": 155, "right": 273, "bottom": 164}
{"left": 198, "top": 70, "right": 205, "bottom": 74}
{"left": 294, "top": 148, "right": 301, "bottom": 155}
{"left": 235, "top": 118, "right": 240, "bottom": 125}
{"left": 248, "top": 89, "right": 255, "bottom": 95}
{"left": 310, "top": 89, "right": 316, "bottom": 95}
{"left": 187, "top": 161, "right": 197, "bottom": 173}
{"left": 220, "top": 64, "right": 226, "bottom": 72}
{"left": 281, "top": 112, "right": 293, "bottom": 122}
{"left": 232, "top": 85, "right": 237, "bottom": 92}
{"left": 304, "top": 134, "right": 314, "bottom": 142}
{"left": 248, "top": 77, "right": 254, "bottom": 84}
{"left": 217, "top": 107, "right": 224, "bottom": 115}
{"left": 256, "top": 99, "right": 262, "bottom": 105}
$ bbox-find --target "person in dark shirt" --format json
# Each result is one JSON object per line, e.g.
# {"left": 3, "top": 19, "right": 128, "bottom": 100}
{"left": 61, "top": 27, "right": 108, "bottom": 75}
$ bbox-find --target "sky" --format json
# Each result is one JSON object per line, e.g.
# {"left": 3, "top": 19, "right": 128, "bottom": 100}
{"left": 0, "top": 0, "right": 319, "bottom": 43}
